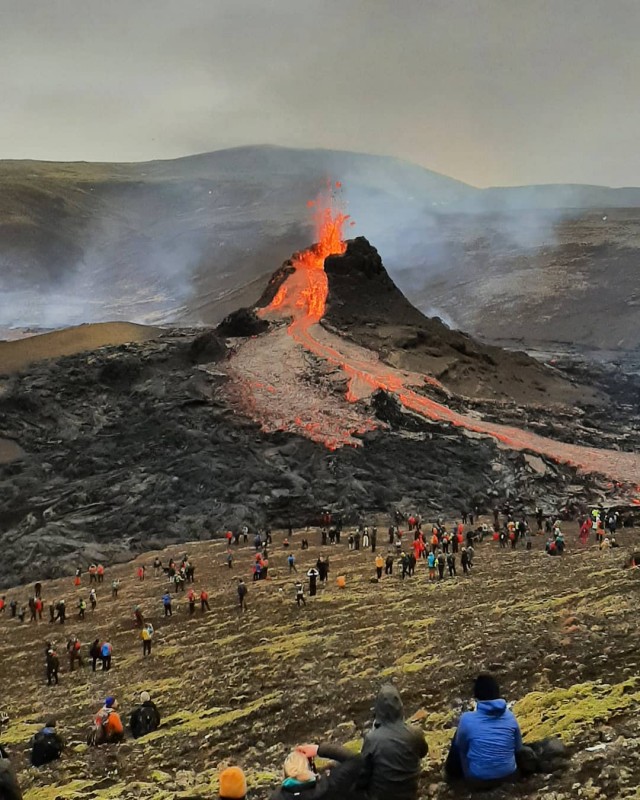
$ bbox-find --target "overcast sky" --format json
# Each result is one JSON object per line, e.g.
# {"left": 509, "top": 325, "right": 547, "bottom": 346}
{"left": 1, "top": 0, "right": 639, "bottom": 187}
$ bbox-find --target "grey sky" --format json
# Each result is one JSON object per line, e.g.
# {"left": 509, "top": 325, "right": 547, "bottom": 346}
{"left": 1, "top": 0, "right": 639, "bottom": 186}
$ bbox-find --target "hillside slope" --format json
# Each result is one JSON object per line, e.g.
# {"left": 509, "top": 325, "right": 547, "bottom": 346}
{"left": 2, "top": 146, "right": 640, "bottom": 350}
{"left": 0, "top": 322, "right": 160, "bottom": 375}
{"left": 1, "top": 527, "right": 640, "bottom": 800}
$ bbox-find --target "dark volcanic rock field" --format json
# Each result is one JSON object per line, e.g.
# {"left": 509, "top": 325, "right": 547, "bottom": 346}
{"left": 0, "top": 327, "right": 610, "bottom": 589}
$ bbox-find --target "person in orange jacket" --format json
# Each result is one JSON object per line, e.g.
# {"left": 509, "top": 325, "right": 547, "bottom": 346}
{"left": 200, "top": 590, "right": 210, "bottom": 612}
{"left": 92, "top": 697, "right": 124, "bottom": 745}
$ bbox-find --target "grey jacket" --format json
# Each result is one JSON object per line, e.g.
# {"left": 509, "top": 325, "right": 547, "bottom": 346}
{"left": 0, "top": 747, "right": 22, "bottom": 800}
{"left": 359, "top": 685, "right": 427, "bottom": 800}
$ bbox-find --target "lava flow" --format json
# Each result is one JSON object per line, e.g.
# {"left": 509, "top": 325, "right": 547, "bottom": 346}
{"left": 268, "top": 201, "right": 349, "bottom": 324}
{"left": 244, "top": 197, "right": 640, "bottom": 491}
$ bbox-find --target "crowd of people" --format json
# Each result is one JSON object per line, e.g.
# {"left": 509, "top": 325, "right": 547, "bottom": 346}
{"left": 0, "top": 673, "right": 568, "bottom": 799}
{"left": 0, "top": 503, "right": 630, "bottom": 799}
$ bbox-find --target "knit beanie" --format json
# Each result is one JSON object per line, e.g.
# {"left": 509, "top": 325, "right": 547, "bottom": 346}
{"left": 473, "top": 674, "right": 500, "bottom": 701}
{"left": 219, "top": 766, "right": 247, "bottom": 799}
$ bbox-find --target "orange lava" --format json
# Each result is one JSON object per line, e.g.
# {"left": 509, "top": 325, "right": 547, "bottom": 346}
{"left": 282, "top": 201, "right": 349, "bottom": 323}
{"left": 256, "top": 195, "right": 640, "bottom": 498}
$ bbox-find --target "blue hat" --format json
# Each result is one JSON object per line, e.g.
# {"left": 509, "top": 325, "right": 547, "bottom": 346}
{"left": 105, "top": 696, "right": 115, "bottom": 708}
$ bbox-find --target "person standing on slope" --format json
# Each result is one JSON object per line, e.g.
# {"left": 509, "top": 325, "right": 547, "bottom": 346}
{"left": 307, "top": 567, "right": 319, "bottom": 597}
{"left": 237, "top": 579, "right": 248, "bottom": 612}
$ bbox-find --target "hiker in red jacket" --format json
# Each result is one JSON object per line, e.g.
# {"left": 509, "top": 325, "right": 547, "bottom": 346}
{"left": 579, "top": 518, "right": 591, "bottom": 546}
{"left": 200, "top": 590, "right": 210, "bottom": 612}
{"left": 67, "top": 636, "right": 83, "bottom": 671}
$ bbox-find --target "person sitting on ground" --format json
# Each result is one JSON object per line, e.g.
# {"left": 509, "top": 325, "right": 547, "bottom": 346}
{"left": 219, "top": 766, "right": 247, "bottom": 800}
{"left": 0, "top": 744, "right": 22, "bottom": 800}
{"left": 270, "top": 743, "right": 362, "bottom": 799}
{"left": 90, "top": 697, "right": 124, "bottom": 745}
{"left": 445, "top": 673, "right": 522, "bottom": 789}
{"left": 130, "top": 691, "right": 161, "bottom": 739}
{"left": 358, "top": 684, "right": 428, "bottom": 800}
{"left": 30, "top": 719, "right": 65, "bottom": 767}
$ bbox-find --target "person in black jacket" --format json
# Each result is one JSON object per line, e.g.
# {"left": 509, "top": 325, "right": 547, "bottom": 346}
{"left": 358, "top": 685, "right": 427, "bottom": 800}
{"left": 0, "top": 745, "right": 22, "bottom": 800}
{"left": 89, "top": 639, "right": 101, "bottom": 672}
{"left": 270, "top": 743, "right": 362, "bottom": 800}
{"left": 129, "top": 692, "right": 161, "bottom": 739}
{"left": 31, "top": 720, "right": 65, "bottom": 767}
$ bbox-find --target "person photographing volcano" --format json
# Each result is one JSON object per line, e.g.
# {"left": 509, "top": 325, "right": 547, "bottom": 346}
{"left": 270, "top": 744, "right": 362, "bottom": 800}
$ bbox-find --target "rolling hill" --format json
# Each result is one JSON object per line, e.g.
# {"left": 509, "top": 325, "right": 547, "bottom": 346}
{"left": 1, "top": 145, "right": 639, "bottom": 350}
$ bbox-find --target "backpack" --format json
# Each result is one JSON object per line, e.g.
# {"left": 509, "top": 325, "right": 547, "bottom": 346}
{"left": 31, "top": 730, "right": 63, "bottom": 766}
{"left": 130, "top": 705, "right": 160, "bottom": 739}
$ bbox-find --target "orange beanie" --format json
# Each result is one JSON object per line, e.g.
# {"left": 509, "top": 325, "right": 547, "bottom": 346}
{"left": 219, "top": 766, "right": 247, "bottom": 799}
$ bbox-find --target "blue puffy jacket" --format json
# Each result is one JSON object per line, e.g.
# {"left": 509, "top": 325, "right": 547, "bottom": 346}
{"left": 454, "top": 699, "right": 522, "bottom": 781}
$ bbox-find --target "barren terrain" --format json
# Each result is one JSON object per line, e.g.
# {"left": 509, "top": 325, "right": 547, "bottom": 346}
{"left": 2, "top": 146, "right": 640, "bottom": 353}
{"left": 1, "top": 525, "right": 639, "bottom": 800}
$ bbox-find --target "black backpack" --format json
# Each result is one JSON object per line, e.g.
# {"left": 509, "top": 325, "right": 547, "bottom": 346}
{"left": 31, "top": 731, "right": 63, "bottom": 767}
{"left": 130, "top": 705, "right": 160, "bottom": 739}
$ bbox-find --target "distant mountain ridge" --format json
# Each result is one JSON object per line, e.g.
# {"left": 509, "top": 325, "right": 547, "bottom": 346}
{"left": 1, "top": 145, "right": 639, "bottom": 348}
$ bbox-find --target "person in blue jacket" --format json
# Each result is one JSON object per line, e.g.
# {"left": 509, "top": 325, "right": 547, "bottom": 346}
{"left": 446, "top": 674, "right": 523, "bottom": 788}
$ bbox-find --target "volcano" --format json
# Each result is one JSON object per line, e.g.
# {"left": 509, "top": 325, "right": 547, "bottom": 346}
{"left": 224, "top": 210, "right": 640, "bottom": 490}
{"left": 1, "top": 204, "right": 640, "bottom": 586}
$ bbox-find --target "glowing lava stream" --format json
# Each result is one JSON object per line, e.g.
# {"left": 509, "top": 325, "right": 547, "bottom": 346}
{"left": 259, "top": 207, "right": 640, "bottom": 491}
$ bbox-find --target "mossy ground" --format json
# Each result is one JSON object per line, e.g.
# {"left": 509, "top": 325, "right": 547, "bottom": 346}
{"left": 1, "top": 521, "right": 640, "bottom": 799}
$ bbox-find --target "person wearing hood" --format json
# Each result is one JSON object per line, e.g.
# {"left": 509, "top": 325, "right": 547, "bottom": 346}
{"left": 130, "top": 691, "right": 161, "bottom": 738}
{"left": 445, "top": 673, "right": 522, "bottom": 788}
{"left": 0, "top": 744, "right": 22, "bottom": 800}
{"left": 358, "top": 684, "right": 427, "bottom": 800}
{"left": 270, "top": 743, "right": 362, "bottom": 800}
{"left": 30, "top": 719, "right": 65, "bottom": 767}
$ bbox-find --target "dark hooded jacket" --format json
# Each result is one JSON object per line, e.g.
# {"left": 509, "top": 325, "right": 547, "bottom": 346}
{"left": 359, "top": 685, "right": 427, "bottom": 800}
{"left": 0, "top": 746, "right": 23, "bottom": 800}
{"left": 270, "top": 744, "right": 362, "bottom": 800}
